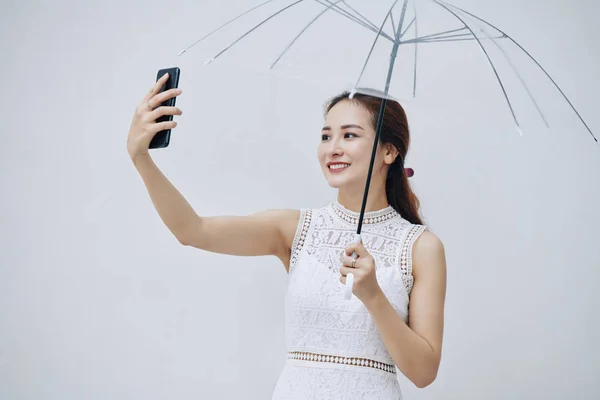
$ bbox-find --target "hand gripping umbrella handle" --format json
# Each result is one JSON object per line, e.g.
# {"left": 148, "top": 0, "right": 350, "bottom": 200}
{"left": 344, "top": 233, "right": 362, "bottom": 300}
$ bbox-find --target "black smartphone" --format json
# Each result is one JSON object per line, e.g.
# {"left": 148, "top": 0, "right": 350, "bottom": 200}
{"left": 149, "top": 67, "right": 181, "bottom": 149}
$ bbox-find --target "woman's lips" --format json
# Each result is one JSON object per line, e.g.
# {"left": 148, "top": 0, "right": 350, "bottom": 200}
{"left": 328, "top": 163, "right": 351, "bottom": 173}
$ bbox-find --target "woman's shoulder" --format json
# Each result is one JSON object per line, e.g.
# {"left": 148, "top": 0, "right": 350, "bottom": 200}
{"left": 411, "top": 227, "right": 446, "bottom": 279}
{"left": 277, "top": 204, "right": 332, "bottom": 247}
{"left": 395, "top": 217, "right": 444, "bottom": 259}
{"left": 267, "top": 203, "right": 327, "bottom": 232}
{"left": 401, "top": 216, "right": 442, "bottom": 248}
{"left": 413, "top": 229, "right": 444, "bottom": 252}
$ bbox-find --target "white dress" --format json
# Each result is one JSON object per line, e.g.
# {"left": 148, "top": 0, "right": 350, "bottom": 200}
{"left": 271, "top": 201, "right": 427, "bottom": 400}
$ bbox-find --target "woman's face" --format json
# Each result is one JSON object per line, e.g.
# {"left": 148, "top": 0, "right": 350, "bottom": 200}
{"left": 318, "top": 100, "right": 395, "bottom": 191}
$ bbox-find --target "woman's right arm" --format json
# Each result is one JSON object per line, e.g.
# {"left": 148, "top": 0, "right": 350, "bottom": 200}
{"left": 133, "top": 154, "right": 299, "bottom": 261}
{"left": 128, "top": 73, "right": 299, "bottom": 266}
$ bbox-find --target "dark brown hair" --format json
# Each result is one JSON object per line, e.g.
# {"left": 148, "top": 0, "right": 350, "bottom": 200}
{"left": 325, "top": 90, "right": 423, "bottom": 225}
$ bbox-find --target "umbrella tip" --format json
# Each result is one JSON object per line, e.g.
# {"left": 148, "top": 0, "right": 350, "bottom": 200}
{"left": 204, "top": 57, "right": 215, "bottom": 66}
{"left": 349, "top": 88, "right": 357, "bottom": 99}
{"left": 516, "top": 125, "right": 524, "bottom": 137}
{"left": 177, "top": 49, "right": 187, "bottom": 56}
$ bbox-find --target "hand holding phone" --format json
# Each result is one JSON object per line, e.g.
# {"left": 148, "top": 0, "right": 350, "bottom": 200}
{"left": 127, "top": 67, "right": 182, "bottom": 160}
{"left": 149, "top": 67, "right": 181, "bottom": 149}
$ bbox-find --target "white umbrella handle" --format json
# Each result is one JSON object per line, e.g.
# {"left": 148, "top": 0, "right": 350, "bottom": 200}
{"left": 344, "top": 233, "right": 362, "bottom": 300}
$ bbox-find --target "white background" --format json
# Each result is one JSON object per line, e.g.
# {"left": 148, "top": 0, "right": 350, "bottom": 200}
{"left": 1, "top": 0, "right": 599, "bottom": 398}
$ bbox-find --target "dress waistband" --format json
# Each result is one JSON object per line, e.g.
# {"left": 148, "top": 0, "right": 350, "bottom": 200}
{"left": 287, "top": 351, "right": 396, "bottom": 374}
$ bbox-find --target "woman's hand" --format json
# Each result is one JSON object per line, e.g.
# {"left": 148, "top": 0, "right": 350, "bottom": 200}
{"left": 339, "top": 240, "right": 383, "bottom": 303}
{"left": 127, "top": 73, "right": 183, "bottom": 161}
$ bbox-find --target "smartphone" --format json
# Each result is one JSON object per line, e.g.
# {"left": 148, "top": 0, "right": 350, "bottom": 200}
{"left": 149, "top": 67, "right": 181, "bottom": 149}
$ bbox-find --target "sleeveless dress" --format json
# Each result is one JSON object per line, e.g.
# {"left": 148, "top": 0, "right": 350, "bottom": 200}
{"left": 271, "top": 201, "right": 427, "bottom": 400}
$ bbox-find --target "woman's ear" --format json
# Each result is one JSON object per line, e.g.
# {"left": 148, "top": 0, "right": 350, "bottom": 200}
{"left": 384, "top": 143, "right": 399, "bottom": 165}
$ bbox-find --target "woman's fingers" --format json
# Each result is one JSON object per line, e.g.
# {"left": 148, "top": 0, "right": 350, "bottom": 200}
{"left": 148, "top": 120, "right": 178, "bottom": 135}
{"left": 127, "top": 74, "right": 181, "bottom": 160}
{"left": 147, "top": 88, "right": 182, "bottom": 110}
{"left": 148, "top": 106, "right": 182, "bottom": 121}
{"left": 144, "top": 73, "right": 170, "bottom": 101}
{"left": 340, "top": 255, "right": 359, "bottom": 269}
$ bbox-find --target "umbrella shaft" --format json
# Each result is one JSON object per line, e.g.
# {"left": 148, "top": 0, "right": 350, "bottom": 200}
{"left": 357, "top": 1, "right": 407, "bottom": 234}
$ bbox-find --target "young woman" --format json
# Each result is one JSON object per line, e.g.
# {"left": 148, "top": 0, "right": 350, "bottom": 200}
{"left": 127, "top": 73, "right": 447, "bottom": 399}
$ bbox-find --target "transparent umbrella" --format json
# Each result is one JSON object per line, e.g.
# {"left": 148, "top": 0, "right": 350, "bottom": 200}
{"left": 175, "top": 0, "right": 597, "bottom": 299}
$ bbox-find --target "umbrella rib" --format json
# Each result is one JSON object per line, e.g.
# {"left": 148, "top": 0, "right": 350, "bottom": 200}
{"left": 401, "top": 27, "right": 468, "bottom": 44}
{"left": 400, "top": 17, "right": 415, "bottom": 39}
{"left": 313, "top": 0, "right": 371, "bottom": 27}
{"left": 440, "top": 0, "right": 598, "bottom": 145}
{"left": 420, "top": 27, "right": 467, "bottom": 40}
{"left": 270, "top": 0, "right": 345, "bottom": 69}
{"left": 313, "top": 0, "right": 395, "bottom": 42}
{"left": 433, "top": 0, "right": 522, "bottom": 135}
{"left": 341, "top": 1, "right": 392, "bottom": 36}
{"left": 421, "top": 32, "right": 473, "bottom": 41}
{"left": 406, "top": 35, "right": 504, "bottom": 44}
{"left": 390, "top": 11, "right": 398, "bottom": 39}
{"left": 352, "top": 0, "right": 401, "bottom": 91}
{"left": 177, "top": 0, "right": 278, "bottom": 56}
{"left": 473, "top": 25, "right": 549, "bottom": 128}
{"left": 204, "top": 0, "right": 307, "bottom": 65}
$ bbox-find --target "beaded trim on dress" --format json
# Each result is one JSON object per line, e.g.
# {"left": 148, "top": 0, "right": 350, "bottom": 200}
{"left": 287, "top": 351, "right": 396, "bottom": 374}
{"left": 330, "top": 201, "right": 400, "bottom": 225}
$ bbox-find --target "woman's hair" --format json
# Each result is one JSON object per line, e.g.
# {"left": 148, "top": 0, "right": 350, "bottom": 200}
{"left": 325, "top": 90, "right": 424, "bottom": 225}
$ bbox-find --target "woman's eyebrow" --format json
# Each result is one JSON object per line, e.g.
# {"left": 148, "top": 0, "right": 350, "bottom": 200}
{"left": 321, "top": 124, "right": 365, "bottom": 132}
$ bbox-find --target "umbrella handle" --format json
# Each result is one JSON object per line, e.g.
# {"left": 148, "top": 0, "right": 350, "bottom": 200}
{"left": 344, "top": 233, "right": 362, "bottom": 300}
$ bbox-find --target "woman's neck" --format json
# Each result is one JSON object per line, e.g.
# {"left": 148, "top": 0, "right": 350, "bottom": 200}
{"left": 336, "top": 190, "right": 389, "bottom": 214}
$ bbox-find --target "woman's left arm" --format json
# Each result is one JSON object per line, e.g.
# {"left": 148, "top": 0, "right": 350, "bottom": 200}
{"left": 362, "top": 231, "right": 447, "bottom": 388}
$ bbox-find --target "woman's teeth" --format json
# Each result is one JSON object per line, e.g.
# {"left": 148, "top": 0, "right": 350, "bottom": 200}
{"left": 329, "top": 164, "right": 350, "bottom": 170}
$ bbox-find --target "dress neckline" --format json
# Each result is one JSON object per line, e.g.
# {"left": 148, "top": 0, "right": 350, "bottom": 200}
{"left": 330, "top": 201, "right": 400, "bottom": 225}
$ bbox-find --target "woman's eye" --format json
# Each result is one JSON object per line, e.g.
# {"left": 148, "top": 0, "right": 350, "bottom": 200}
{"left": 321, "top": 133, "right": 357, "bottom": 141}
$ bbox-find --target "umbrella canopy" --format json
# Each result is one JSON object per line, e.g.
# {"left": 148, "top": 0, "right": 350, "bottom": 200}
{"left": 177, "top": 0, "right": 596, "bottom": 143}
{"left": 175, "top": 0, "right": 597, "bottom": 298}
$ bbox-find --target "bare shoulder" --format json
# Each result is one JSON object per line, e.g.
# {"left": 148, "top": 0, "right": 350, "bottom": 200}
{"left": 411, "top": 230, "right": 446, "bottom": 278}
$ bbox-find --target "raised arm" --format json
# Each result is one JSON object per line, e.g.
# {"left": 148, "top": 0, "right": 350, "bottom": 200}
{"left": 128, "top": 74, "right": 299, "bottom": 270}
{"left": 179, "top": 209, "right": 300, "bottom": 261}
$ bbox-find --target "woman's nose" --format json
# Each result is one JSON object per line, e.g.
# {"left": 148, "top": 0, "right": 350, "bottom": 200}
{"left": 326, "top": 139, "right": 344, "bottom": 157}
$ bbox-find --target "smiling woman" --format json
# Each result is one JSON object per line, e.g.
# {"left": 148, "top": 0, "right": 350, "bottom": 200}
{"left": 127, "top": 77, "right": 447, "bottom": 399}
{"left": 319, "top": 91, "right": 423, "bottom": 225}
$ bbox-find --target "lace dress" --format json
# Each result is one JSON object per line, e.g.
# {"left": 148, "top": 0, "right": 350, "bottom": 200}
{"left": 271, "top": 201, "right": 427, "bottom": 400}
